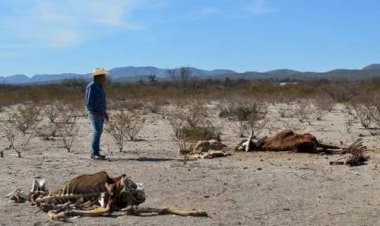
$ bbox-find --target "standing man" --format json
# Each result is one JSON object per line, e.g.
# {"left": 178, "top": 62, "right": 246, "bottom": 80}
{"left": 85, "top": 68, "right": 110, "bottom": 160}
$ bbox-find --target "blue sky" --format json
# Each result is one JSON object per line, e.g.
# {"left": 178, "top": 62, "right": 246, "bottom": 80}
{"left": 0, "top": 0, "right": 379, "bottom": 76}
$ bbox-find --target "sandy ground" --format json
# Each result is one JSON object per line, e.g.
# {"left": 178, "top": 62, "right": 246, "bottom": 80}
{"left": 0, "top": 103, "right": 379, "bottom": 226}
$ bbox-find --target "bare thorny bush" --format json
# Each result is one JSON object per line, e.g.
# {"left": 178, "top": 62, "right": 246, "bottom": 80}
{"left": 349, "top": 96, "right": 380, "bottom": 132}
{"left": 2, "top": 104, "right": 42, "bottom": 157}
{"left": 39, "top": 102, "right": 62, "bottom": 139}
{"left": 294, "top": 100, "right": 314, "bottom": 125}
{"left": 219, "top": 99, "right": 267, "bottom": 138}
{"left": 105, "top": 110, "right": 145, "bottom": 152}
{"left": 168, "top": 102, "right": 220, "bottom": 152}
{"left": 168, "top": 113, "right": 188, "bottom": 152}
{"left": 323, "top": 82, "right": 359, "bottom": 103}
{"left": 59, "top": 119, "right": 80, "bottom": 152}
{"left": 352, "top": 104, "right": 376, "bottom": 129}
{"left": 312, "top": 95, "right": 336, "bottom": 120}
{"left": 38, "top": 102, "right": 81, "bottom": 152}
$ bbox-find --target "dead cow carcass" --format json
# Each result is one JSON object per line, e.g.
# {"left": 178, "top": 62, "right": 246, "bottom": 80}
{"left": 179, "top": 139, "right": 230, "bottom": 159}
{"left": 7, "top": 171, "right": 207, "bottom": 221}
{"left": 236, "top": 130, "right": 340, "bottom": 153}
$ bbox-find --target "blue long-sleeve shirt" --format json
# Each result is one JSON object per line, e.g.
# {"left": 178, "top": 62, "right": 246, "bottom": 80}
{"left": 85, "top": 81, "right": 106, "bottom": 114}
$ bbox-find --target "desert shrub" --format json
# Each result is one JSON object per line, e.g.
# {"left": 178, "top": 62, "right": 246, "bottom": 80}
{"left": 168, "top": 115, "right": 188, "bottom": 152}
{"left": 38, "top": 102, "right": 80, "bottom": 140}
{"left": 105, "top": 110, "right": 145, "bottom": 152}
{"left": 43, "top": 102, "right": 61, "bottom": 123}
{"left": 312, "top": 95, "right": 336, "bottom": 121}
{"left": 323, "top": 82, "right": 359, "bottom": 103}
{"left": 363, "top": 95, "right": 380, "bottom": 129}
{"left": 236, "top": 105, "right": 267, "bottom": 137}
{"left": 105, "top": 111, "right": 129, "bottom": 152}
{"left": 2, "top": 104, "right": 41, "bottom": 157}
{"left": 37, "top": 120, "right": 63, "bottom": 140}
{"left": 10, "top": 105, "right": 42, "bottom": 135}
{"left": 38, "top": 102, "right": 62, "bottom": 139}
{"left": 371, "top": 108, "right": 380, "bottom": 129}
{"left": 169, "top": 103, "right": 220, "bottom": 145}
{"left": 54, "top": 104, "right": 81, "bottom": 152}
{"left": 313, "top": 95, "right": 335, "bottom": 113}
{"left": 181, "top": 125, "right": 220, "bottom": 141}
{"left": 59, "top": 120, "right": 80, "bottom": 152}
{"left": 294, "top": 100, "right": 314, "bottom": 124}
{"left": 124, "top": 113, "right": 145, "bottom": 141}
{"left": 144, "top": 100, "right": 169, "bottom": 114}
{"left": 58, "top": 104, "right": 80, "bottom": 124}
{"left": 219, "top": 99, "right": 267, "bottom": 137}
{"left": 352, "top": 104, "right": 376, "bottom": 129}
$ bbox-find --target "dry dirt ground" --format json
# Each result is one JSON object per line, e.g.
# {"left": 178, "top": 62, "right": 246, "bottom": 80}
{"left": 0, "top": 104, "right": 379, "bottom": 226}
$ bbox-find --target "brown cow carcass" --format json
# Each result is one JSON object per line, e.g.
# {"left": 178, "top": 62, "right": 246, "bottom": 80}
{"left": 236, "top": 130, "right": 340, "bottom": 153}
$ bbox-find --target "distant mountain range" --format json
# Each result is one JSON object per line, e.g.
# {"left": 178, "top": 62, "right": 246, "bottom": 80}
{"left": 1, "top": 64, "right": 380, "bottom": 84}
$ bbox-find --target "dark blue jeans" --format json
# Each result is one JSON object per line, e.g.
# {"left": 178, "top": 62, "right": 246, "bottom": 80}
{"left": 87, "top": 111, "right": 104, "bottom": 156}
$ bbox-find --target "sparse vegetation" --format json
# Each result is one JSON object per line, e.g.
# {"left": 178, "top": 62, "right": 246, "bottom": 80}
{"left": 294, "top": 100, "right": 314, "bottom": 125}
{"left": 323, "top": 82, "right": 359, "bottom": 103}
{"left": 105, "top": 110, "right": 145, "bottom": 152}
{"left": 169, "top": 103, "right": 220, "bottom": 149}
{"left": 59, "top": 121, "right": 80, "bottom": 152}
{"left": 353, "top": 104, "right": 376, "bottom": 129}
{"left": 219, "top": 99, "right": 267, "bottom": 137}
{"left": 2, "top": 104, "right": 41, "bottom": 157}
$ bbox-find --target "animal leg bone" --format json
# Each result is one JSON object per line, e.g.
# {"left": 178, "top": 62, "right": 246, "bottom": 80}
{"left": 246, "top": 128, "right": 254, "bottom": 152}
{"left": 125, "top": 206, "right": 208, "bottom": 217}
{"left": 48, "top": 206, "right": 111, "bottom": 221}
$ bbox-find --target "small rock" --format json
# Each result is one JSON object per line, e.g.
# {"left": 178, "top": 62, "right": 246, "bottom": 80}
{"left": 243, "top": 167, "right": 248, "bottom": 169}
{"left": 257, "top": 167, "right": 262, "bottom": 171}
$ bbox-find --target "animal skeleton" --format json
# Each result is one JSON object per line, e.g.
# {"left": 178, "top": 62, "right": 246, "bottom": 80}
{"left": 8, "top": 171, "right": 207, "bottom": 221}
{"left": 330, "top": 138, "right": 370, "bottom": 166}
{"left": 180, "top": 139, "right": 230, "bottom": 159}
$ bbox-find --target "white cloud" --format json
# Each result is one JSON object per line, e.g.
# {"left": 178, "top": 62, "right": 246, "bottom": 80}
{"left": 0, "top": 51, "right": 24, "bottom": 58}
{"left": 0, "top": 0, "right": 155, "bottom": 48}
{"left": 185, "top": 6, "right": 220, "bottom": 21}
{"left": 245, "top": 0, "right": 276, "bottom": 15}
{"left": 198, "top": 7, "right": 219, "bottom": 16}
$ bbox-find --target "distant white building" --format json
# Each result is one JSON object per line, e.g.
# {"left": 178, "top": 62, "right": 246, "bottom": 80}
{"left": 279, "top": 82, "right": 299, "bottom": 87}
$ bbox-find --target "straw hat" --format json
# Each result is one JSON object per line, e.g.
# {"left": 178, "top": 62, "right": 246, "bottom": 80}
{"left": 92, "top": 68, "right": 109, "bottom": 77}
